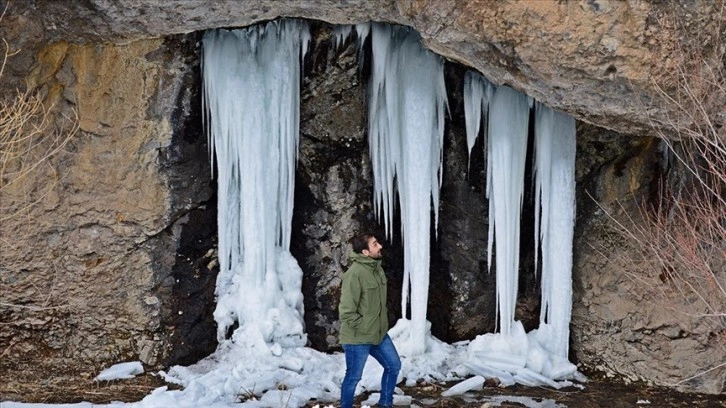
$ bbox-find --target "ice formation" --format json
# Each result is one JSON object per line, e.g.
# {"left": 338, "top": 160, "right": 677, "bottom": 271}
{"left": 485, "top": 84, "right": 531, "bottom": 336}
{"left": 202, "top": 20, "right": 311, "bottom": 350}
{"left": 352, "top": 23, "right": 448, "bottom": 356}
{"left": 463, "top": 71, "right": 494, "bottom": 170}
{"left": 533, "top": 102, "right": 576, "bottom": 359}
{"left": 463, "top": 72, "right": 580, "bottom": 387}
{"left": 186, "top": 20, "right": 580, "bottom": 408}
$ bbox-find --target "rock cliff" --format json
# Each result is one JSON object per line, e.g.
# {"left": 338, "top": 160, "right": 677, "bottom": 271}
{"left": 10, "top": 0, "right": 724, "bottom": 135}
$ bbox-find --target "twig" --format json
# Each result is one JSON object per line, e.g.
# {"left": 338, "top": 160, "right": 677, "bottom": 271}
{"left": 673, "top": 361, "right": 726, "bottom": 385}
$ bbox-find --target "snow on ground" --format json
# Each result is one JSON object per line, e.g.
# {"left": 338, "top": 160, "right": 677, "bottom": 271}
{"left": 1, "top": 320, "right": 585, "bottom": 408}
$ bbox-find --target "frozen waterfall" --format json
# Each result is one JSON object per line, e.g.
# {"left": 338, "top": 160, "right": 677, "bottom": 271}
{"left": 190, "top": 20, "right": 583, "bottom": 407}
{"left": 463, "top": 72, "right": 580, "bottom": 387}
{"left": 486, "top": 85, "right": 531, "bottom": 336}
{"left": 356, "top": 23, "right": 448, "bottom": 356}
{"left": 202, "top": 20, "right": 310, "bottom": 350}
{"left": 534, "top": 102, "right": 576, "bottom": 359}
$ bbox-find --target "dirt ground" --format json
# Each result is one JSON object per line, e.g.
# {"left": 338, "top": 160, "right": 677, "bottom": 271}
{"left": 1, "top": 370, "right": 723, "bottom": 407}
{"left": 385, "top": 379, "right": 726, "bottom": 408}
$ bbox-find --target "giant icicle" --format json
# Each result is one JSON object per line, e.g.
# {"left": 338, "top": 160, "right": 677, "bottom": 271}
{"left": 202, "top": 20, "right": 310, "bottom": 350}
{"left": 534, "top": 102, "right": 576, "bottom": 359}
{"left": 359, "top": 23, "right": 448, "bottom": 355}
{"left": 464, "top": 71, "right": 580, "bottom": 387}
{"left": 487, "top": 85, "right": 531, "bottom": 336}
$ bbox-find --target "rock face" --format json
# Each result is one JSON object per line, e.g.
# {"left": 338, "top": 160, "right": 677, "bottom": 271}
{"left": 571, "top": 129, "right": 726, "bottom": 395}
{"left": 0, "top": 0, "right": 723, "bottom": 399}
{"left": 11, "top": 0, "right": 725, "bottom": 136}
{"left": 292, "top": 27, "right": 377, "bottom": 351}
{"left": 0, "top": 33, "right": 217, "bottom": 388}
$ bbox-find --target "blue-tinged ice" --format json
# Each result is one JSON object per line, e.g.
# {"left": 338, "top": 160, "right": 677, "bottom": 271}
{"left": 463, "top": 71, "right": 494, "bottom": 170}
{"left": 332, "top": 25, "right": 352, "bottom": 51}
{"left": 486, "top": 85, "right": 531, "bottom": 336}
{"left": 202, "top": 20, "right": 310, "bottom": 350}
{"left": 358, "top": 23, "right": 448, "bottom": 356}
{"left": 533, "top": 102, "right": 576, "bottom": 359}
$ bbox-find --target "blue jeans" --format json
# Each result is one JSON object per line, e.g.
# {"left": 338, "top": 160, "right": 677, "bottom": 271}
{"left": 341, "top": 334, "right": 401, "bottom": 408}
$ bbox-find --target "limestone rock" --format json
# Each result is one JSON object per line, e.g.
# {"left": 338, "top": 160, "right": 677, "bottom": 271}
{"left": 8, "top": 1, "right": 724, "bottom": 136}
{"left": 572, "top": 127, "right": 726, "bottom": 395}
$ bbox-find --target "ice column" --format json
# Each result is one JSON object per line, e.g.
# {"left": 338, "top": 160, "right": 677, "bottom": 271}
{"left": 361, "top": 23, "right": 448, "bottom": 355}
{"left": 534, "top": 102, "right": 576, "bottom": 358}
{"left": 464, "top": 74, "right": 580, "bottom": 386}
{"left": 486, "top": 86, "right": 531, "bottom": 336}
{"left": 202, "top": 20, "right": 310, "bottom": 349}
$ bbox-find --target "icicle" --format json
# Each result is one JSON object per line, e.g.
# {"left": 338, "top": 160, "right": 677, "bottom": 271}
{"left": 332, "top": 25, "right": 353, "bottom": 50}
{"left": 362, "top": 23, "right": 447, "bottom": 355}
{"left": 533, "top": 101, "right": 576, "bottom": 358}
{"left": 463, "top": 71, "right": 493, "bottom": 171}
{"left": 355, "top": 23, "right": 371, "bottom": 44}
{"left": 463, "top": 76, "right": 580, "bottom": 387}
{"left": 202, "top": 20, "right": 309, "bottom": 349}
{"left": 486, "top": 85, "right": 530, "bottom": 336}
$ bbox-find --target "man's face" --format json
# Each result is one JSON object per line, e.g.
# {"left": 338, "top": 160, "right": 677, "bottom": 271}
{"left": 363, "top": 236, "right": 383, "bottom": 259}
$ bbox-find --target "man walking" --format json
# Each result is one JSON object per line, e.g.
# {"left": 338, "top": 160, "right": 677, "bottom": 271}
{"left": 339, "top": 233, "right": 401, "bottom": 408}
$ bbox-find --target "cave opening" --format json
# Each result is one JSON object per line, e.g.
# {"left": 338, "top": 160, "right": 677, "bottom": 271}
{"left": 169, "top": 18, "right": 642, "bottom": 370}
{"left": 168, "top": 19, "right": 558, "bottom": 363}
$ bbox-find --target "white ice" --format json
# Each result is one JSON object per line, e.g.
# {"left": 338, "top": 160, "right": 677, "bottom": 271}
{"left": 356, "top": 22, "right": 448, "bottom": 357}
{"left": 462, "top": 73, "right": 580, "bottom": 386}
{"left": 93, "top": 361, "right": 144, "bottom": 381}
{"left": 485, "top": 84, "right": 531, "bottom": 336}
{"left": 463, "top": 71, "right": 493, "bottom": 170}
{"left": 202, "top": 20, "right": 309, "bottom": 350}
{"left": 440, "top": 375, "right": 485, "bottom": 397}
{"left": 487, "top": 395, "right": 567, "bottom": 408}
{"left": 533, "top": 102, "right": 576, "bottom": 359}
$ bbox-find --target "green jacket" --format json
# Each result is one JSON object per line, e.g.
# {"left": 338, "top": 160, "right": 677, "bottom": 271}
{"left": 338, "top": 251, "right": 388, "bottom": 345}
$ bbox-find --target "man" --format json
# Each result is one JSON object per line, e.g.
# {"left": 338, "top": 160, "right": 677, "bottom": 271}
{"left": 339, "top": 233, "right": 401, "bottom": 408}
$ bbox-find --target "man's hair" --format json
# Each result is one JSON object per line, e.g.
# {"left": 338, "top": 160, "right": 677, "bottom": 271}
{"left": 351, "top": 233, "right": 374, "bottom": 254}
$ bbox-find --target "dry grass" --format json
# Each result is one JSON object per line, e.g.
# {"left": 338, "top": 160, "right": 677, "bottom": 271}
{"left": 0, "top": 356, "right": 176, "bottom": 404}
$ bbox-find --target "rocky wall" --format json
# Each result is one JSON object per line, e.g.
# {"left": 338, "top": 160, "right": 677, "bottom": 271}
{"left": 571, "top": 127, "right": 726, "bottom": 394}
{"left": 11, "top": 0, "right": 725, "bottom": 137}
{"left": 0, "top": 32, "right": 216, "bottom": 386}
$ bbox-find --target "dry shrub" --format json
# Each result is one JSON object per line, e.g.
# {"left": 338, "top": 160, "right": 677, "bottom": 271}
{"left": 599, "top": 0, "right": 725, "bottom": 386}
{"left": 639, "top": 2, "right": 725, "bottom": 320}
{"left": 0, "top": 88, "right": 77, "bottom": 221}
{"left": 0, "top": 7, "right": 78, "bottom": 306}
{"left": 612, "top": 173, "right": 726, "bottom": 322}
{"left": 0, "top": 11, "right": 78, "bottom": 213}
